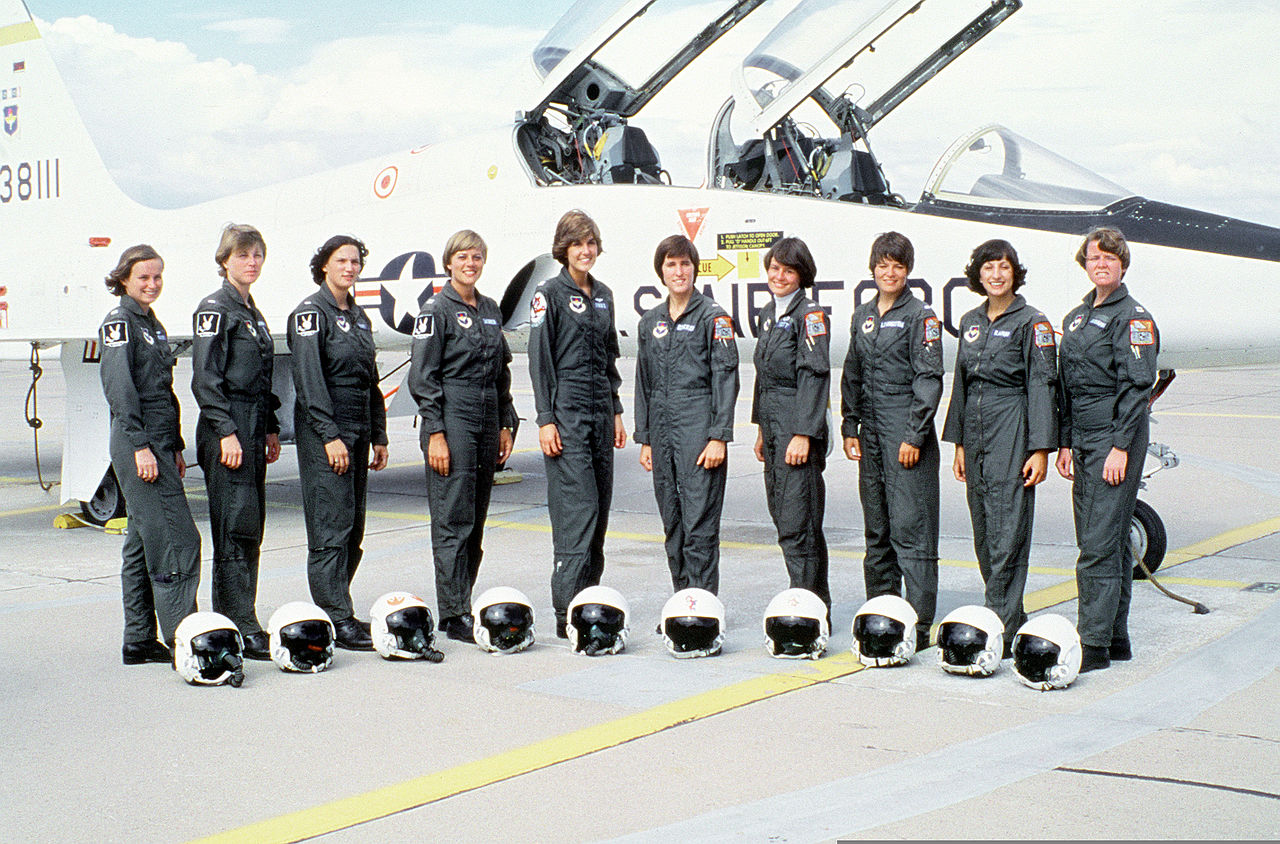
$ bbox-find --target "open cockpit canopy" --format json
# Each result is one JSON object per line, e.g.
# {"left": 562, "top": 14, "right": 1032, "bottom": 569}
{"left": 518, "top": 0, "right": 767, "bottom": 186}
{"left": 710, "top": 0, "right": 1020, "bottom": 204}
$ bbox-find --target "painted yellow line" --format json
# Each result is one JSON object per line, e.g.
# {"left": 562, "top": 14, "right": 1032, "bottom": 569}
{"left": 191, "top": 655, "right": 866, "bottom": 844}
{"left": 1158, "top": 410, "right": 1280, "bottom": 421}
{"left": 1019, "top": 516, "right": 1280, "bottom": 611}
{"left": 189, "top": 510, "right": 1277, "bottom": 842}
{"left": 0, "top": 21, "right": 40, "bottom": 46}
{"left": 0, "top": 502, "right": 66, "bottom": 519}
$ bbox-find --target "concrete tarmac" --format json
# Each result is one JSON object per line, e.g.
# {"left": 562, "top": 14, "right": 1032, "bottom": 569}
{"left": 0, "top": 354, "right": 1277, "bottom": 842}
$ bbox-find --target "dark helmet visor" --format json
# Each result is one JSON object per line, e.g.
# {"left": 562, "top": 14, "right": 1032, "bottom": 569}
{"left": 853, "top": 613, "right": 906, "bottom": 658}
{"left": 190, "top": 628, "right": 242, "bottom": 679}
{"left": 939, "top": 621, "right": 988, "bottom": 667}
{"left": 1013, "top": 634, "right": 1061, "bottom": 683}
{"left": 664, "top": 616, "right": 720, "bottom": 652}
{"left": 281, "top": 619, "right": 333, "bottom": 668}
{"left": 765, "top": 615, "right": 821, "bottom": 655}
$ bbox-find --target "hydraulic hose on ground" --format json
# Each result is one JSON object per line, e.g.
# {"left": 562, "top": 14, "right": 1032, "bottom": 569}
{"left": 1135, "top": 552, "right": 1210, "bottom": 614}
{"left": 24, "top": 342, "right": 54, "bottom": 492}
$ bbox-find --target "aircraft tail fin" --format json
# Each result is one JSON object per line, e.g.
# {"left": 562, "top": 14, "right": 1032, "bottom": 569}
{"left": 0, "top": 2, "right": 128, "bottom": 205}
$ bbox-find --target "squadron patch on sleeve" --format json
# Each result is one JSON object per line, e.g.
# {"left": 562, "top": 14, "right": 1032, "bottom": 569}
{"left": 1033, "top": 321, "right": 1055, "bottom": 348}
{"left": 713, "top": 315, "right": 734, "bottom": 340}
{"left": 1129, "top": 319, "right": 1155, "bottom": 346}
{"left": 804, "top": 310, "right": 827, "bottom": 338}
{"left": 101, "top": 320, "right": 129, "bottom": 347}
{"left": 923, "top": 315, "right": 941, "bottom": 343}
{"left": 530, "top": 291, "right": 547, "bottom": 327}
{"left": 413, "top": 313, "right": 433, "bottom": 339}
{"left": 195, "top": 311, "right": 221, "bottom": 338}
{"left": 293, "top": 311, "right": 320, "bottom": 337}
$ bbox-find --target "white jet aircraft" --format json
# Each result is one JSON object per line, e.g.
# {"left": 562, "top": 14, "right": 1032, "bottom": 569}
{"left": 2, "top": 0, "right": 1277, "bottom": 576}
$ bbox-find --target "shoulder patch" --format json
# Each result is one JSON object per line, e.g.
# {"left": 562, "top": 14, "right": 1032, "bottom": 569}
{"left": 293, "top": 310, "right": 320, "bottom": 337}
{"left": 195, "top": 311, "right": 221, "bottom": 338}
{"left": 1034, "top": 321, "right": 1055, "bottom": 348}
{"left": 413, "top": 313, "right": 434, "bottom": 339}
{"left": 804, "top": 310, "right": 827, "bottom": 338}
{"left": 101, "top": 320, "right": 129, "bottom": 347}
{"left": 713, "top": 314, "right": 734, "bottom": 340}
{"left": 530, "top": 291, "right": 547, "bottom": 327}
{"left": 923, "top": 315, "right": 941, "bottom": 343}
{"left": 1129, "top": 319, "right": 1155, "bottom": 346}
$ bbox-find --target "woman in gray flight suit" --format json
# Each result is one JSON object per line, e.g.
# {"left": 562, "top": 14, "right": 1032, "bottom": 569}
{"left": 407, "top": 230, "right": 518, "bottom": 643}
{"left": 288, "top": 235, "right": 389, "bottom": 651}
{"left": 99, "top": 244, "right": 201, "bottom": 665}
{"left": 841, "top": 231, "right": 944, "bottom": 652}
{"left": 942, "top": 239, "right": 1057, "bottom": 656}
{"left": 529, "top": 210, "right": 627, "bottom": 638}
{"left": 1055, "top": 227, "right": 1159, "bottom": 673}
{"left": 191, "top": 224, "right": 280, "bottom": 661}
{"left": 752, "top": 236, "right": 831, "bottom": 610}
{"left": 635, "top": 234, "right": 739, "bottom": 595}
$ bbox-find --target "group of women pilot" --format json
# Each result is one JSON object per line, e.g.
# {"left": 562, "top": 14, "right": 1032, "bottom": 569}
{"left": 99, "top": 212, "right": 1156, "bottom": 675}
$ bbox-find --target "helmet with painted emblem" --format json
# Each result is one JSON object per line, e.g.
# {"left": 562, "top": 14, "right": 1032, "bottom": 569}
{"left": 937, "top": 605, "right": 1004, "bottom": 676}
{"left": 268, "top": 601, "right": 335, "bottom": 673}
{"left": 567, "top": 585, "right": 630, "bottom": 656}
{"left": 371, "top": 592, "right": 443, "bottom": 662}
{"left": 762, "top": 588, "right": 828, "bottom": 659}
{"left": 473, "top": 586, "right": 536, "bottom": 654}
{"left": 661, "top": 588, "right": 724, "bottom": 658}
{"left": 1012, "top": 614, "right": 1082, "bottom": 690}
{"left": 173, "top": 612, "right": 245, "bottom": 687}
{"left": 852, "top": 595, "right": 917, "bottom": 667}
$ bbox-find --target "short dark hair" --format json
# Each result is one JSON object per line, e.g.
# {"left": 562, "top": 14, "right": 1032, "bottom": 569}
{"left": 1075, "top": 227, "right": 1130, "bottom": 273}
{"left": 763, "top": 236, "right": 816, "bottom": 289}
{"left": 104, "top": 244, "right": 163, "bottom": 296}
{"left": 309, "top": 235, "right": 368, "bottom": 285}
{"left": 215, "top": 224, "right": 267, "bottom": 279}
{"left": 551, "top": 209, "right": 603, "bottom": 266}
{"left": 868, "top": 231, "right": 914, "bottom": 273}
{"left": 964, "top": 238, "right": 1027, "bottom": 295}
{"left": 653, "top": 234, "right": 699, "bottom": 283}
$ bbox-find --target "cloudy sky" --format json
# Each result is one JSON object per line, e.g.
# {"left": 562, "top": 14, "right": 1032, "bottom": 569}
{"left": 26, "top": 0, "right": 1280, "bottom": 226}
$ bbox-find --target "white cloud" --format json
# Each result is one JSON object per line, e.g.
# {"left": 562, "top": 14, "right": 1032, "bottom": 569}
{"left": 38, "top": 15, "right": 543, "bottom": 206}
{"left": 204, "top": 17, "right": 292, "bottom": 46}
{"left": 34, "top": 3, "right": 1280, "bottom": 226}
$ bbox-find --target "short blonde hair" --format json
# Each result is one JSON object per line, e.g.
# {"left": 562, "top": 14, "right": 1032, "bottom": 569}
{"left": 443, "top": 229, "right": 488, "bottom": 266}
{"left": 215, "top": 224, "right": 266, "bottom": 279}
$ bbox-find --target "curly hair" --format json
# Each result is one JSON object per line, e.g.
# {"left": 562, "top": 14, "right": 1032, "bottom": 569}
{"left": 309, "top": 235, "right": 368, "bottom": 285}
{"left": 963, "top": 239, "right": 1027, "bottom": 295}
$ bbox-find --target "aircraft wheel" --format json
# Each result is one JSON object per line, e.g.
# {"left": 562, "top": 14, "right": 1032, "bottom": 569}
{"left": 80, "top": 468, "right": 126, "bottom": 525}
{"left": 1130, "top": 498, "right": 1166, "bottom": 580}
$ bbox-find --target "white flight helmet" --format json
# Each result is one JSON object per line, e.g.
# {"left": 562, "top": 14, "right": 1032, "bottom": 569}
{"left": 567, "top": 585, "right": 630, "bottom": 656}
{"left": 762, "top": 588, "right": 829, "bottom": 659}
{"left": 173, "top": 612, "right": 245, "bottom": 687}
{"left": 852, "top": 595, "right": 918, "bottom": 667}
{"left": 472, "top": 586, "right": 536, "bottom": 654}
{"left": 937, "top": 605, "right": 1004, "bottom": 677}
{"left": 370, "top": 592, "right": 443, "bottom": 662}
{"left": 661, "top": 588, "right": 725, "bottom": 658}
{"left": 1012, "top": 614, "right": 1083, "bottom": 691}
{"left": 267, "top": 601, "right": 335, "bottom": 673}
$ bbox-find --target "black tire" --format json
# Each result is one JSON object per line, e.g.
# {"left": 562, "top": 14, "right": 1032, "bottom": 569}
{"left": 80, "top": 467, "right": 126, "bottom": 525}
{"left": 1129, "top": 498, "right": 1166, "bottom": 579}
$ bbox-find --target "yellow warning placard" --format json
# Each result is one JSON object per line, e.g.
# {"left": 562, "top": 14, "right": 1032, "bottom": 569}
{"left": 716, "top": 231, "right": 781, "bottom": 252}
